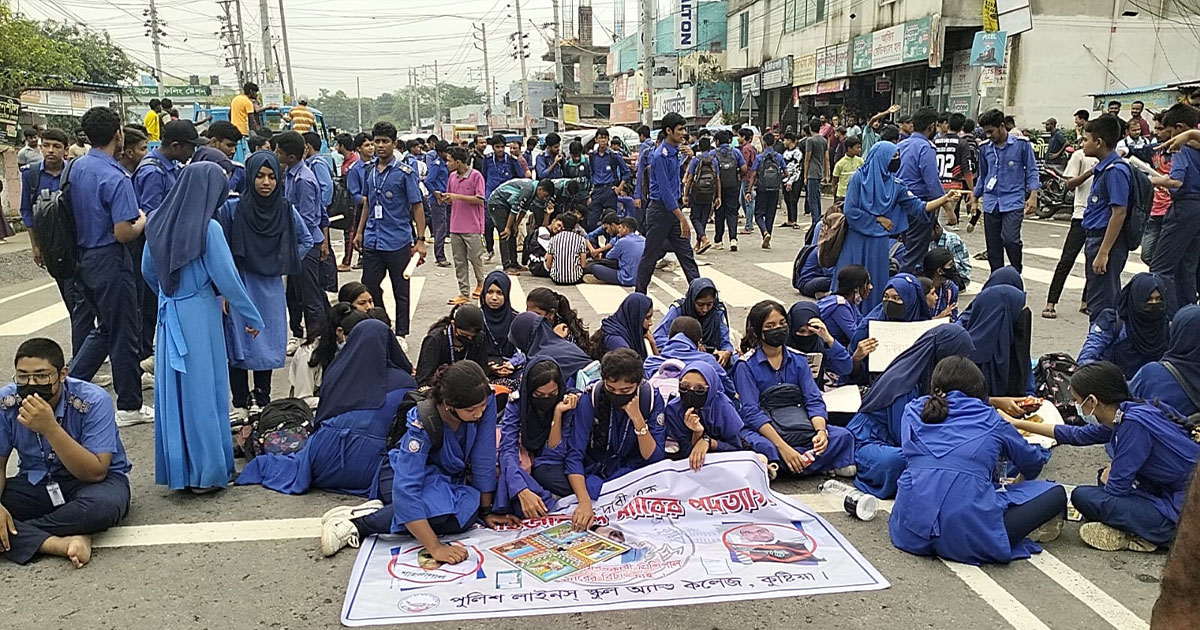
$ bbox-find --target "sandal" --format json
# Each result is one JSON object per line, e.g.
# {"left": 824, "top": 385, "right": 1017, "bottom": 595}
{"left": 447, "top": 295, "right": 469, "bottom": 306}
{"left": 1041, "top": 306, "right": 1057, "bottom": 319}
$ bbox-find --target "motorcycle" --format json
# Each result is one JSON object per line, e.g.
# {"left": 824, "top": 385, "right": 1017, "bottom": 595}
{"left": 1035, "top": 149, "right": 1076, "bottom": 219}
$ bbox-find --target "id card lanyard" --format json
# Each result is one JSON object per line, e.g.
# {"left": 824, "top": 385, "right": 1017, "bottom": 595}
{"left": 371, "top": 163, "right": 394, "bottom": 220}
{"left": 36, "top": 404, "right": 67, "bottom": 506}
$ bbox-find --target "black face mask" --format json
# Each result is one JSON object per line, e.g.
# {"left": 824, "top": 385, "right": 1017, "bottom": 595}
{"left": 679, "top": 389, "right": 708, "bottom": 413}
{"left": 1144, "top": 302, "right": 1167, "bottom": 318}
{"left": 605, "top": 388, "right": 637, "bottom": 410}
{"left": 762, "top": 325, "right": 790, "bottom": 348}
{"left": 530, "top": 395, "right": 559, "bottom": 415}
{"left": 884, "top": 300, "right": 907, "bottom": 320}
{"left": 17, "top": 383, "right": 54, "bottom": 401}
{"left": 888, "top": 156, "right": 902, "bottom": 172}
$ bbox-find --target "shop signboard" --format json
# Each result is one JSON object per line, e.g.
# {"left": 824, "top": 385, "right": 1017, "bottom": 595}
{"left": 851, "top": 34, "right": 873, "bottom": 73}
{"left": 970, "top": 31, "right": 1006, "bottom": 67}
{"left": 793, "top": 53, "right": 817, "bottom": 86}
{"left": 0, "top": 96, "right": 19, "bottom": 145}
{"left": 760, "top": 56, "right": 793, "bottom": 90}
{"left": 852, "top": 17, "right": 934, "bottom": 73}
{"left": 653, "top": 87, "right": 697, "bottom": 119}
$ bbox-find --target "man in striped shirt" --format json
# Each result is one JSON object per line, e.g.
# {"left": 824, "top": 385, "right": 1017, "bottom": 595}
{"left": 544, "top": 212, "right": 589, "bottom": 285}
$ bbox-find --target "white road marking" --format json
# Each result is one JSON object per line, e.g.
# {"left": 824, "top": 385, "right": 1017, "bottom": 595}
{"left": 576, "top": 283, "right": 632, "bottom": 316}
{"left": 0, "top": 302, "right": 69, "bottom": 336}
{"left": 755, "top": 261, "right": 795, "bottom": 282}
{"left": 1024, "top": 247, "right": 1149, "bottom": 275}
{"left": 0, "top": 281, "right": 56, "bottom": 305}
{"left": 701, "top": 267, "right": 777, "bottom": 307}
{"left": 93, "top": 517, "right": 321, "bottom": 549}
{"left": 650, "top": 275, "right": 685, "bottom": 301}
{"left": 408, "top": 276, "right": 424, "bottom": 321}
{"left": 1019, "top": 266, "right": 1085, "bottom": 291}
{"left": 941, "top": 561, "right": 1054, "bottom": 630}
{"left": 509, "top": 275, "right": 527, "bottom": 311}
{"left": 1026, "top": 552, "right": 1149, "bottom": 630}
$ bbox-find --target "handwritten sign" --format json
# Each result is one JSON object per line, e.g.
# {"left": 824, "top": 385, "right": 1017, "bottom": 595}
{"left": 822, "top": 385, "right": 862, "bottom": 414}
{"left": 868, "top": 318, "right": 951, "bottom": 372}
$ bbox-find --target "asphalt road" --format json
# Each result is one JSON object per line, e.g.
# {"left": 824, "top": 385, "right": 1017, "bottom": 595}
{"left": 0, "top": 216, "right": 1164, "bottom": 630}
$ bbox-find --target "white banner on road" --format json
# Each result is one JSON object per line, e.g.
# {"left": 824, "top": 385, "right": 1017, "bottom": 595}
{"left": 340, "top": 453, "right": 889, "bottom": 626}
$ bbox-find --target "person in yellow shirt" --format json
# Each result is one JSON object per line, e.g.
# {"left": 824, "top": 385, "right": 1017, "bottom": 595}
{"left": 832, "top": 136, "right": 864, "bottom": 205}
{"left": 285, "top": 96, "right": 315, "bottom": 133}
{"left": 231, "top": 82, "right": 266, "bottom": 135}
{"left": 143, "top": 99, "right": 162, "bottom": 141}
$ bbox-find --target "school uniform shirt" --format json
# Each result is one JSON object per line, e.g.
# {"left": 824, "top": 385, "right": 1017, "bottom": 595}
{"left": 285, "top": 160, "right": 326, "bottom": 245}
{"left": 19, "top": 165, "right": 62, "bottom": 228}
{"left": 546, "top": 229, "right": 588, "bottom": 284}
{"left": 306, "top": 155, "right": 335, "bottom": 209}
{"left": 686, "top": 149, "right": 722, "bottom": 182}
{"left": 616, "top": 195, "right": 636, "bottom": 217}
{"left": 362, "top": 158, "right": 423, "bottom": 252}
{"left": 591, "top": 148, "right": 630, "bottom": 186}
{"left": 447, "top": 169, "right": 486, "bottom": 234}
{"left": 1131, "top": 363, "right": 1200, "bottom": 417}
{"left": 644, "top": 333, "right": 737, "bottom": 394}
{"left": 132, "top": 148, "right": 181, "bottom": 216}
{"left": 0, "top": 379, "right": 132, "bottom": 484}
{"left": 424, "top": 154, "right": 450, "bottom": 202}
{"left": 734, "top": 347, "right": 828, "bottom": 434}
{"left": 484, "top": 153, "right": 522, "bottom": 199}
{"left": 606, "top": 232, "right": 645, "bottom": 286}
{"left": 495, "top": 392, "right": 590, "bottom": 515}
{"left": 798, "top": 247, "right": 834, "bottom": 288}
{"left": 1169, "top": 145, "right": 1200, "bottom": 199}
{"left": 633, "top": 139, "right": 656, "bottom": 201}
{"left": 817, "top": 294, "right": 864, "bottom": 348}
{"left": 67, "top": 149, "right": 142, "bottom": 249}
{"left": 973, "top": 135, "right": 1039, "bottom": 213}
{"left": 897, "top": 135, "right": 943, "bottom": 202}
{"left": 649, "top": 143, "right": 682, "bottom": 211}
{"left": 663, "top": 362, "right": 744, "bottom": 458}
{"left": 567, "top": 383, "right": 666, "bottom": 480}
{"left": 1081, "top": 152, "right": 1130, "bottom": 231}
{"left": 535, "top": 152, "right": 564, "bottom": 180}
{"left": 346, "top": 159, "right": 369, "bottom": 208}
{"left": 389, "top": 395, "right": 499, "bottom": 532}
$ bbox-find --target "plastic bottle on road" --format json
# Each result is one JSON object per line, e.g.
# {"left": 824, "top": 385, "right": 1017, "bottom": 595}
{"left": 819, "top": 479, "right": 878, "bottom": 521}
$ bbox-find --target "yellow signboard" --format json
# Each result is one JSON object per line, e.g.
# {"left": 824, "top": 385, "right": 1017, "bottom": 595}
{"left": 983, "top": 0, "right": 999, "bottom": 32}
{"left": 563, "top": 104, "right": 580, "bottom": 125}
{"left": 641, "top": 91, "right": 651, "bottom": 109}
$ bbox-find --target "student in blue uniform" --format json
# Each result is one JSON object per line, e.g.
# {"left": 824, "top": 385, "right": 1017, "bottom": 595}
{"left": 320, "top": 361, "right": 519, "bottom": 560}
{"left": 303, "top": 132, "right": 334, "bottom": 212}
{"left": 977, "top": 264, "right": 1024, "bottom": 293}
{"left": 583, "top": 217, "right": 644, "bottom": 287}
{"left": 1148, "top": 102, "right": 1200, "bottom": 314}
{"left": 217, "top": 151, "right": 312, "bottom": 422}
{"left": 734, "top": 300, "right": 856, "bottom": 476}
{"left": 891, "top": 356, "right": 1066, "bottom": 565}
{"left": 896, "top": 108, "right": 945, "bottom": 273}
{"left": 479, "top": 271, "right": 520, "bottom": 375}
{"left": 596, "top": 293, "right": 655, "bottom": 359}
{"left": 1009, "top": 361, "right": 1200, "bottom": 552}
{"left": 786, "top": 301, "right": 859, "bottom": 383}
{"left": 644, "top": 316, "right": 735, "bottom": 394}
{"left": 1132, "top": 304, "right": 1200, "bottom": 417}
{"left": 496, "top": 358, "right": 598, "bottom": 531}
{"left": 635, "top": 113, "right": 702, "bottom": 293}
{"left": 973, "top": 108, "right": 1040, "bottom": 273}
{"left": 921, "top": 248, "right": 960, "bottom": 320}
{"left": 276, "top": 131, "right": 329, "bottom": 343}
{"left": 962, "top": 285, "right": 1034, "bottom": 398}
{"left": 1079, "top": 115, "right": 1132, "bottom": 322}
{"left": 342, "top": 133, "right": 373, "bottom": 270}
{"left": 848, "top": 324, "right": 975, "bottom": 499}
{"left": 0, "top": 338, "right": 131, "bottom": 567}
{"left": 746, "top": 133, "right": 788, "bottom": 249}
{"left": 424, "top": 140, "right": 451, "bottom": 267}
{"left": 818, "top": 264, "right": 872, "bottom": 347}
{"left": 143, "top": 163, "right": 264, "bottom": 493}
{"left": 508, "top": 311, "right": 595, "bottom": 386}
{"left": 236, "top": 320, "right": 415, "bottom": 496}
{"left": 587, "top": 128, "right": 631, "bottom": 230}
{"left": 569, "top": 348, "right": 665, "bottom": 481}
{"left": 1078, "top": 273, "right": 1170, "bottom": 379}
{"left": 849, "top": 273, "right": 931, "bottom": 371}
{"left": 664, "top": 361, "right": 747, "bottom": 471}
{"left": 797, "top": 246, "right": 835, "bottom": 298}
{"left": 653, "top": 278, "right": 736, "bottom": 367}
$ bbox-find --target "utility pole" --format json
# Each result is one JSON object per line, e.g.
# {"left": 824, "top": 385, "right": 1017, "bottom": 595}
{"left": 218, "top": 0, "right": 245, "bottom": 84}
{"left": 409, "top": 68, "right": 418, "bottom": 133}
{"left": 432, "top": 60, "right": 441, "bottom": 133}
{"left": 146, "top": 0, "right": 165, "bottom": 97}
{"left": 356, "top": 76, "right": 363, "bottom": 132}
{"left": 472, "top": 23, "right": 494, "bottom": 136}
{"left": 639, "top": 0, "right": 654, "bottom": 126}
{"left": 551, "top": 0, "right": 565, "bottom": 129}
{"left": 235, "top": 0, "right": 248, "bottom": 85}
{"left": 277, "top": 0, "right": 296, "bottom": 100}
{"left": 259, "top": 0, "right": 276, "bottom": 84}
{"left": 512, "top": 0, "right": 532, "bottom": 138}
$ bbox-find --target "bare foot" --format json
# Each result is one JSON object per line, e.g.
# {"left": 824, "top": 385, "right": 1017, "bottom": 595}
{"left": 66, "top": 535, "right": 92, "bottom": 568}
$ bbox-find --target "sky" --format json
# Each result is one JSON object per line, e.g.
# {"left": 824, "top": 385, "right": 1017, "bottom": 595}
{"left": 14, "top": 0, "right": 641, "bottom": 103}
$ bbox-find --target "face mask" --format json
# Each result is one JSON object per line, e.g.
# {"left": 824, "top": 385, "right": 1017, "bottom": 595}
{"left": 1075, "top": 397, "right": 1099, "bottom": 425}
{"left": 762, "top": 325, "right": 790, "bottom": 348}
{"left": 605, "top": 388, "right": 637, "bottom": 409}
{"left": 530, "top": 395, "right": 559, "bottom": 415}
{"left": 884, "top": 300, "right": 907, "bottom": 320}
{"left": 679, "top": 389, "right": 708, "bottom": 413}
{"left": 336, "top": 341, "right": 346, "bottom": 351}
{"left": 17, "top": 383, "right": 54, "bottom": 401}
{"left": 1144, "top": 302, "right": 1167, "bottom": 318}
{"left": 942, "top": 266, "right": 958, "bottom": 280}
{"left": 888, "top": 156, "right": 902, "bottom": 172}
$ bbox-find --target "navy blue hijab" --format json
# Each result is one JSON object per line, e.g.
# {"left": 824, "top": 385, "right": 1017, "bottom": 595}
{"left": 854, "top": 273, "right": 930, "bottom": 341}
{"left": 480, "top": 271, "right": 518, "bottom": 358}
{"left": 602, "top": 293, "right": 654, "bottom": 359}
{"left": 963, "top": 285, "right": 1027, "bottom": 396}
{"left": 229, "top": 151, "right": 301, "bottom": 277}
{"left": 517, "top": 356, "right": 572, "bottom": 452}
{"left": 678, "top": 277, "right": 728, "bottom": 351}
{"left": 1118, "top": 272, "right": 1170, "bottom": 360}
{"left": 859, "top": 324, "right": 975, "bottom": 414}
{"left": 509, "top": 311, "right": 594, "bottom": 376}
{"left": 145, "top": 161, "right": 229, "bottom": 295}
{"left": 787, "top": 301, "right": 824, "bottom": 354}
{"left": 1164, "top": 305, "right": 1200, "bottom": 392}
{"left": 315, "top": 319, "right": 416, "bottom": 424}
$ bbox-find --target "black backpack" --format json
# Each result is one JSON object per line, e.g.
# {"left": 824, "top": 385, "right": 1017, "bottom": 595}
{"left": 243, "top": 398, "right": 315, "bottom": 459}
{"left": 716, "top": 146, "right": 739, "bottom": 190}
{"left": 692, "top": 157, "right": 718, "bottom": 204}
{"left": 328, "top": 176, "right": 352, "bottom": 231}
{"left": 758, "top": 153, "right": 782, "bottom": 192}
{"left": 385, "top": 390, "right": 445, "bottom": 453}
{"left": 30, "top": 159, "right": 78, "bottom": 280}
{"left": 1034, "top": 353, "right": 1079, "bottom": 425}
{"left": 1096, "top": 159, "right": 1152, "bottom": 246}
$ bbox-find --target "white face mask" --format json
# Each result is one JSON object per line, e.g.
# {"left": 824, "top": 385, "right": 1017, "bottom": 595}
{"left": 336, "top": 340, "right": 346, "bottom": 352}
{"left": 1074, "top": 396, "right": 1099, "bottom": 425}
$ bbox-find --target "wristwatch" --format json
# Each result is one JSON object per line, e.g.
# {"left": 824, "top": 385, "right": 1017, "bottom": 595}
{"left": 634, "top": 424, "right": 649, "bottom": 436}
{"left": 415, "top": 237, "right": 427, "bottom": 243}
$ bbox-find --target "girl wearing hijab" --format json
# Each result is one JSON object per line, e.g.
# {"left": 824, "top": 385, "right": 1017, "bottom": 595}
{"left": 847, "top": 325, "right": 975, "bottom": 499}
{"left": 288, "top": 303, "right": 400, "bottom": 406}
{"left": 833, "top": 140, "right": 960, "bottom": 312}
{"left": 734, "top": 301, "right": 856, "bottom": 477}
{"left": 787, "top": 301, "right": 861, "bottom": 383}
{"left": 962, "top": 285, "right": 1034, "bottom": 399}
{"left": 920, "top": 248, "right": 960, "bottom": 321}
{"left": 237, "top": 320, "right": 416, "bottom": 495}
{"left": 142, "top": 162, "right": 264, "bottom": 493}
{"left": 665, "top": 361, "right": 749, "bottom": 471}
{"left": 217, "top": 151, "right": 312, "bottom": 424}
{"left": 508, "top": 311, "right": 595, "bottom": 386}
{"left": 653, "top": 278, "right": 736, "bottom": 366}
{"left": 321, "top": 361, "right": 520, "bottom": 558}
{"left": 817, "top": 264, "right": 873, "bottom": 347}
{"left": 568, "top": 348, "right": 665, "bottom": 481}
{"left": 1132, "top": 305, "right": 1200, "bottom": 417}
{"left": 480, "top": 271, "right": 519, "bottom": 368}
{"left": 891, "top": 356, "right": 1066, "bottom": 565}
{"left": 596, "top": 293, "right": 656, "bottom": 359}
{"left": 1078, "top": 273, "right": 1170, "bottom": 379}
{"left": 414, "top": 304, "right": 489, "bottom": 387}
{"left": 525, "top": 287, "right": 592, "bottom": 357}
{"left": 495, "top": 358, "right": 598, "bottom": 530}
{"left": 1009, "top": 362, "right": 1199, "bottom": 553}
{"left": 848, "top": 273, "right": 930, "bottom": 374}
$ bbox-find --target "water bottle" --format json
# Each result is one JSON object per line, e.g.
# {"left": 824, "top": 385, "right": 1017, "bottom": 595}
{"left": 995, "top": 456, "right": 1010, "bottom": 493}
{"left": 819, "top": 479, "right": 878, "bottom": 521}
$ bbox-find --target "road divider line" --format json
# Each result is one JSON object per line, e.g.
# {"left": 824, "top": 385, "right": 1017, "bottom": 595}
{"left": 0, "top": 281, "right": 56, "bottom": 305}
{"left": 0, "top": 302, "right": 69, "bottom": 337}
{"left": 509, "top": 275, "right": 527, "bottom": 311}
{"left": 93, "top": 517, "right": 321, "bottom": 548}
{"left": 942, "top": 561, "right": 1054, "bottom": 630}
{"left": 1026, "top": 552, "right": 1149, "bottom": 630}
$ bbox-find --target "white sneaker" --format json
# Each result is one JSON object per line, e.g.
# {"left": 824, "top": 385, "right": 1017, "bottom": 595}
{"left": 139, "top": 356, "right": 155, "bottom": 373}
{"left": 730, "top": 239, "right": 738, "bottom": 252}
{"left": 321, "top": 500, "right": 384, "bottom": 525}
{"left": 141, "top": 373, "right": 155, "bottom": 390}
{"left": 92, "top": 374, "right": 113, "bottom": 388}
{"left": 483, "top": 251, "right": 495, "bottom": 263}
{"left": 321, "top": 517, "right": 361, "bottom": 557}
{"left": 713, "top": 241, "right": 724, "bottom": 250}
{"left": 230, "top": 407, "right": 249, "bottom": 428}
{"left": 286, "top": 337, "right": 302, "bottom": 357}
{"left": 116, "top": 405, "right": 155, "bottom": 428}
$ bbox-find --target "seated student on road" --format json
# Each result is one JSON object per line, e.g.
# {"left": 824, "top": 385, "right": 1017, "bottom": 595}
{"left": 1078, "top": 273, "right": 1170, "bottom": 380}
{"left": 920, "top": 248, "right": 960, "bottom": 321}
{"left": 508, "top": 311, "right": 595, "bottom": 387}
{"left": 320, "top": 361, "right": 519, "bottom": 559}
{"left": 525, "top": 287, "right": 593, "bottom": 357}
{"left": 644, "top": 316, "right": 735, "bottom": 394}
{"left": 583, "top": 217, "right": 645, "bottom": 288}
{"left": 594, "top": 293, "right": 656, "bottom": 359}
{"left": 849, "top": 272, "right": 930, "bottom": 377}
{"left": 786, "top": 301, "right": 865, "bottom": 384}
{"left": 414, "top": 304, "right": 490, "bottom": 387}
{"left": 817, "top": 264, "right": 873, "bottom": 347}
{"left": 338, "top": 281, "right": 375, "bottom": 314}
{"left": 653, "top": 278, "right": 736, "bottom": 367}
{"left": 568, "top": 349, "right": 666, "bottom": 481}
{"left": 289, "top": 303, "right": 396, "bottom": 406}
{"left": 0, "top": 338, "right": 131, "bottom": 568}
{"left": 1008, "top": 361, "right": 1200, "bottom": 553}
{"left": 544, "top": 212, "right": 589, "bottom": 285}
{"left": 495, "top": 358, "right": 598, "bottom": 530}
{"left": 962, "top": 284, "right": 1035, "bottom": 400}
{"left": 665, "top": 361, "right": 748, "bottom": 471}
{"left": 891, "top": 356, "right": 1067, "bottom": 566}
{"left": 735, "top": 300, "right": 856, "bottom": 478}
{"left": 585, "top": 211, "right": 621, "bottom": 250}
{"left": 797, "top": 245, "right": 836, "bottom": 299}
{"left": 237, "top": 320, "right": 416, "bottom": 496}
{"left": 1132, "top": 304, "right": 1200, "bottom": 417}
{"left": 479, "top": 271, "right": 521, "bottom": 386}
{"left": 848, "top": 324, "right": 976, "bottom": 499}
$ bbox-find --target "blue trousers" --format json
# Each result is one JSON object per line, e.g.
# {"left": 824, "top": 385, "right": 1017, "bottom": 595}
{"left": 755, "top": 190, "right": 779, "bottom": 235}
{"left": 354, "top": 460, "right": 477, "bottom": 537}
{"left": 741, "top": 181, "right": 755, "bottom": 230}
{"left": 1072, "top": 485, "right": 1176, "bottom": 545}
{"left": 588, "top": 185, "right": 617, "bottom": 231}
{"left": 715, "top": 186, "right": 741, "bottom": 244}
{"left": 56, "top": 276, "right": 95, "bottom": 356}
{"left": 691, "top": 200, "right": 713, "bottom": 242}
{"left": 0, "top": 473, "right": 130, "bottom": 565}
{"left": 361, "top": 246, "right": 413, "bottom": 336}
{"left": 984, "top": 210, "right": 1024, "bottom": 272}
{"left": 853, "top": 443, "right": 906, "bottom": 499}
{"left": 635, "top": 201, "right": 701, "bottom": 294}
{"left": 68, "top": 244, "right": 143, "bottom": 411}
{"left": 805, "top": 179, "right": 823, "bottom": 228}
{"left": 427, "top": 199, "right": 450, "bottom": 263}
{"left": 800, "top": 277, "right": 832, "bottom": 297}
{"left": 741, "top": 425, "right": 856, "bottom": 476}
{"left": 1140, "top": 216, "right": 1162, "bottom": 266}
{"left": 1149, "top": 196, "right": 1200, "bottom": 314}
{"left": 127, "top": 234, "right": 157, "bottom": 360}
{"left": 585, "top": 259, "right": 629, "bottom": 286}
{"left": 1003, "top": 484, "right": 1067, "bottom": 546}
{"left": 1083, "top": 233, "right": 1129, "bottom": 322}
{"left": 900, "top": 216, "right": 933, "bottom": 274}
{"left": 287, "top": 246, "right": 328, "bottom": 339}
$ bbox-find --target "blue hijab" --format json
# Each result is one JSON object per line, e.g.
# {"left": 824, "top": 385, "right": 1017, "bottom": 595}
{"left": 1118, "top": 272, "right": 1170, "bottom": 359}
{"left": 480, "top": 271, "right": 518, "bottom": 358}
{"left": 509, "top": 311, "right": 593, "bottom": 376}
{"left": 672, "top": 360, "right": 740, "bottom": 441}
{"left": 963, "top": 285, "right": 1027, "bottom": 396}
{"left": 854, "top": 273, "right": 930, "bottom": 341}
{"left": 228, "top": 151, "right": 301, "bottom": 277}
{"left": 852, "top": 140, "right": 904, "bottom": 214}
{"left": 982, "top": 266, "right": 1024, "bottom": 292}
{"left": 145, "top": 161, "right": 230, "bottom": 295}
{"left": 192, "top": 146, "right": 235, "bottom": 177}
{"left": 787, "top": 301, "right": 824, "bottom": 354}
{"left": 905, "top": 391, "right": 1001, "bottom": 458}
{"left": 860, "top": 324, "right": 975, "bottom": 414}
{"left": 677, "top": 277, "right": 728, "bottom": 350}
{"left": 602, "top": 293, "right": 654, "bottom": 359}
{"left": 1163, "top": 305, "right": 1200, "bottom": 391}
{"left": 315, "top": 319, "right": 416, "bottom": 424}
{"left": 517, "top": 356, "right": 573, "bottom": 452}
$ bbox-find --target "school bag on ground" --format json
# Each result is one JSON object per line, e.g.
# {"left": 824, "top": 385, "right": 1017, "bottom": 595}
{"left": 1034, "top": 353, "right": 1079, "bottom": 425}
{"left": 242, "top": 398, "right": 315, "bottom": 459}
{"left": 1159, "top": 361, "right": 1200, "bottom": 443}
{"left": 817, "top": 203, "right": 847, "bottom": 268}
{"left": 692, "top": 157, "right": 718, "bottom": 205}
{"left": 716, "top": 147, "right": 740, "bottom": 190}
{"left": 29, "top": 159, "right": 78, "bottom": 280}
{"left": 758, "top": 155, "right": 782, "bottom": 192}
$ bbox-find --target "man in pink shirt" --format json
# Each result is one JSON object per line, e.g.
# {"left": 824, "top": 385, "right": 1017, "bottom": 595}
{"left": 436, "top": 145, "right": 487, "bottom": 305}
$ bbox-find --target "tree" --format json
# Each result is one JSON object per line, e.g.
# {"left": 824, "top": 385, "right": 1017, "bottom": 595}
{"left": 0, "top": 8, "right": 83, "bottom": 96}
{"left": 311, "top": 88, "right": 376, "bottom": 132}
{"left": 39, "top": 21, "right": 137, "bottom": 86}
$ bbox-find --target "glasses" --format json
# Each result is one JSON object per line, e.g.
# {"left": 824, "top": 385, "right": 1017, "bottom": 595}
{"left": 679, "top": 385, "right": 709, "bottom": 395}
{"left": 13, "top": 372, "right": 57, "bottom": 386}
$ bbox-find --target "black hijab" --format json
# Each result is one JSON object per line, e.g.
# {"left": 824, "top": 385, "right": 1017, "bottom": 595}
{"left": 228, "top": 151, "right": 301, "bottom": 277}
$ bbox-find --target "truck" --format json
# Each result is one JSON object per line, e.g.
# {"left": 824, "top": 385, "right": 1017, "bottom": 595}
{"left": 189, "top": 105, "right": 333, "bottom": 162}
